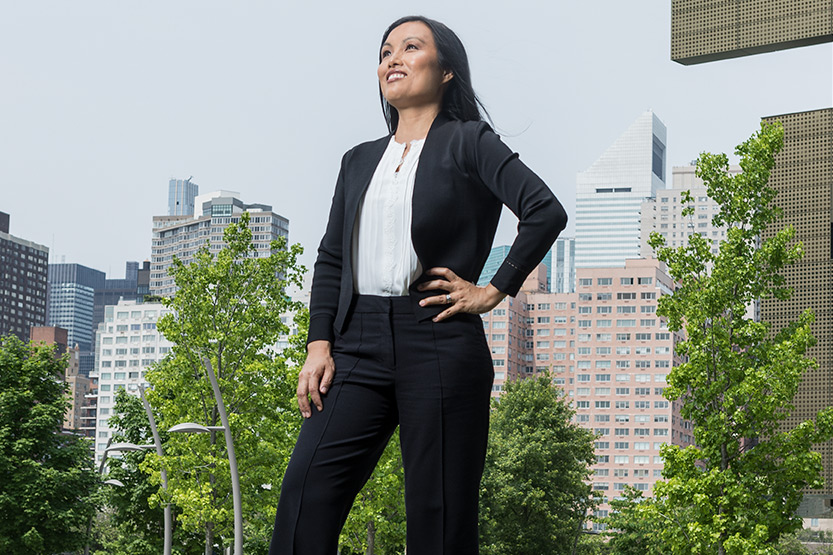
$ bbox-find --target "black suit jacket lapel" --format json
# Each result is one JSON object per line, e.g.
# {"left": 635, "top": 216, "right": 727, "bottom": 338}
{"left": 335, "top": 134, "right": 391, "bottom": 331}
{"left": 411, "top": 113, "right": 451, "bottom": 233}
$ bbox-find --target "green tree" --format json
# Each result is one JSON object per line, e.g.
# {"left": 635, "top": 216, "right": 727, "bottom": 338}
{"left": 479, "top": 374, "right": 597, "bottom": 555}
{"left": 575, "top": 532, "right": 607, "bottom": 555}
{"left": 603, "top": 487, "right": 664, "bottom": 555}
{"left": 142, "top": 211, "right": 306, "bottom": 552}
{"left": 645, "top": 121, "right": 833, "bottom": 554}
{"left": 0, "top": 335, "right": 99, "bottom": 554}
{"left": 90, "top": 391, "right": 204, "bottom": 555}
{"left": 775, "top": 532, "right": 811, "bottom": 555}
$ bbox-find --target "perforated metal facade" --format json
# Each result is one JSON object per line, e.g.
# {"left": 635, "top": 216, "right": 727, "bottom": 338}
{"left": 760, "top": 108, "right": 833, "bottom": 496}
{"left": 671, "top": 0, "right": 833, "bottom": 65}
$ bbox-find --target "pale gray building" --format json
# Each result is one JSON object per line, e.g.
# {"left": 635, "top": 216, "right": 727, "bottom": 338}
{"left": 150, "top": 190, "right": 289, "bottom": 297}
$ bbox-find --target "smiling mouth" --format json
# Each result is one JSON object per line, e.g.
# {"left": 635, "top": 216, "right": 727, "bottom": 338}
{"left": 387, "top": 72, "right": 406, "bottom": 82}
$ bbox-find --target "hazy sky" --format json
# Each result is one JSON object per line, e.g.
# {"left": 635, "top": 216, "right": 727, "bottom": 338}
{"left": 2, "top": 1, "right": 831, "bottom": 279}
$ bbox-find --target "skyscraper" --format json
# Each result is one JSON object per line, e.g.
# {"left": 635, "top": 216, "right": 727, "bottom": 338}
{"left": 481, "top": 258, "right": 692, "bottom": 521}
{"left": 151, "top": 191, "right": 290, "bottom": 297}
{"left": 168, "top": 177, "right": 199, "bottom": 216}
{"left": 89, "top": 260, "right": 151, "bottom": 375}
{"left": 761, "top": 108, "right": 833, "bottom": 509}
{"left": 92, "top": 299, "right": 172, "bottom": 464}
{"left": 573, "top": 259, "right": 690, "bottom": 526}
{"left": 93, "top": 261, "right": 151, "bottom": 329}
{"left": 0, "top": 211, "right": 49, "bottom": 341}
{"left": 553, "top": 236, "right": 576, "bottom": 293}
{"left": 47, "top": 263, "right": 106, "bottom": 354}
{"left": 575, "top": 111, "right": 667, "bottom": 269}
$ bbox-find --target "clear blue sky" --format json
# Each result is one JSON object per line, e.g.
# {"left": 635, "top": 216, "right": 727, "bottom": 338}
{"left": 1, "top": 1, "right": 830, "bottom": 278}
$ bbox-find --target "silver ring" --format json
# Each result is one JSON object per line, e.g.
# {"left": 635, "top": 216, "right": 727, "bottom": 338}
{"left": 445, "top": 294, "right": 452, "bottom": 304}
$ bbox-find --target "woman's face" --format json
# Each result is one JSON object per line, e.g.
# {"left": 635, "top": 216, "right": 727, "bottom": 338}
{"left": 378, "top": 21, "right": 452, "bottom": 113}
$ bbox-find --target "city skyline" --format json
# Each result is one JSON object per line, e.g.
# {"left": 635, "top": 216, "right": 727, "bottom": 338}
{"left": 2, "top": 2, "right": 830, "bottom": 278}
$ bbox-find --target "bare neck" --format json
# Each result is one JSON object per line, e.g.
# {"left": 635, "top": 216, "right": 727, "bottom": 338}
{"left": 393, "top": 106, "right": 441, "bottom": 144}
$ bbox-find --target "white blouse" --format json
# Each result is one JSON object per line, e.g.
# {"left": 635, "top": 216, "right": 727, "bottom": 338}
{"left": 352, "top": 136, "right": 425, "bottom": 296}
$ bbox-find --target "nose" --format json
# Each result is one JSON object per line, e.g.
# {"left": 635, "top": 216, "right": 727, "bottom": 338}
{"left": 387, "top": 48, "right": 402, "bottom": 67}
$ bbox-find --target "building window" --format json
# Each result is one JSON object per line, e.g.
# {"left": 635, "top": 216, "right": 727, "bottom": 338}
{"left": 652, "top": 135, "right": 665, "bottom": 179}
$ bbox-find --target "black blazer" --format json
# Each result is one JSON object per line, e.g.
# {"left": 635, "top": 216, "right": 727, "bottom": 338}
{"left": 307, "top": 112, "right": 568, "bottom": 345}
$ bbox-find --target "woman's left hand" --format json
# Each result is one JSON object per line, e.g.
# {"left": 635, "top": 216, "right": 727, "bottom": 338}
{"left": 417, "top": 267, "right": 507, "bottom": 322}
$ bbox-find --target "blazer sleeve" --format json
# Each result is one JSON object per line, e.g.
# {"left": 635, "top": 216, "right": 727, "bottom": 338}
{"left": 306, "top": 151, "right": 350, "bottom": 346}
{"left": 469, "top": 122, "right": 568, "bottom": 296}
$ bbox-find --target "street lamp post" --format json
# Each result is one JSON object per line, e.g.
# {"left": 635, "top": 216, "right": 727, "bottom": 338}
{"left": 138, "top": 385, "right": 173, "bottom": 555}
{"left": 85, "top": 440, "right": 152, "bottom": 555}
{"left": 166, "top": 357, "right": 243, "bottom": 555}
{"left": 204, "top": 357, "right": 243, "bottom": 555}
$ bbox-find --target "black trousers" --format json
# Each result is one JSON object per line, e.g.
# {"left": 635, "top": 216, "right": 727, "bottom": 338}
{"left": 269, "top": 295, "right": 494, "bottom": 555}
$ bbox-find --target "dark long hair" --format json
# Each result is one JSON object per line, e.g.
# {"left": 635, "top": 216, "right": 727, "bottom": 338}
{"left": 379, "top": 16, "right": 491, "bottom": 133}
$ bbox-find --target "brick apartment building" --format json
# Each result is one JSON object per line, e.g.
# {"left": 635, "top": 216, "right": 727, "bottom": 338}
{"left": 481, "top": 258, "right": 694, "bottom": 519}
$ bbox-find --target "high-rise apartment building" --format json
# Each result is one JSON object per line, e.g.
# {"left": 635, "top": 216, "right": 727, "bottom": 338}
{"left": 30, "top": 326, "right": 91, "bottom": 433}
{"left": 47, "top": 263, "right": 106, "bottom": 354}
{"left": 88, "top": 261, "right": 152, "bottom": 376}
{"left": 151, "top": 191, "right": 290, "bottom": 297}
{"left": 0, "top": 211, "right": 49, "bottom": 341}
{"left": 168, "top": 177, "right": 199, "bottom": 216}
{"left": 573, "top": 259, "right": 691, "bottom": 524}
{"left": 641, "top": 164, "right": 759, "bottom": 321}
{"left": 575, "top": 111, "right": 667, "bottom": 269}
{"left": 482, "top": 258, "right": 692, "bottom": 521}
{"left": 671, "top": 0, "right": 833, "bottom": 65}
{"left": 63, "top": 344, "right": 90, "bottom": 433}
{"left": 91, "top": 299, "right": 172, "bottom": 463}
{"left": 481, "top": 264, "right": 571, "bottom": 395}
{"left": 640, "top": 164, "right": 741, "bottom": 256}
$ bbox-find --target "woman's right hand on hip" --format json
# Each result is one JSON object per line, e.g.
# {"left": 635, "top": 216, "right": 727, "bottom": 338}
{"left": 297, "top": 340, "right": 335, "bottom": 419}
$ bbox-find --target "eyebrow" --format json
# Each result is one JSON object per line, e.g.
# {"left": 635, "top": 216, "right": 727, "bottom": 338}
{"left": 381, "top": 36, "right": 427, "bottom": 49}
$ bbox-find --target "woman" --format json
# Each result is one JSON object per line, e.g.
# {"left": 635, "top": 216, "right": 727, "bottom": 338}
{"left": 269, "top": 15, "right": 567, "bottom": 555}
